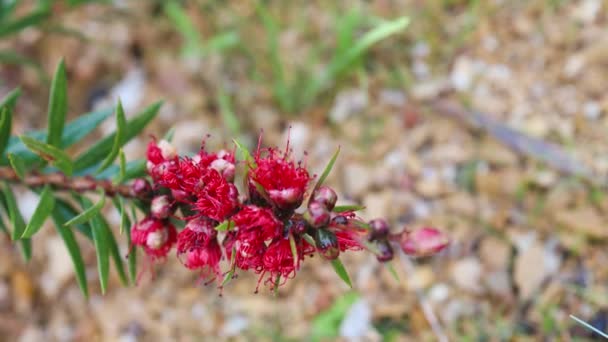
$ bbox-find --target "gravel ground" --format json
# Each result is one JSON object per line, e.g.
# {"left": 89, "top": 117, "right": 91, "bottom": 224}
{"left": 1, "top": 1, "right": 607, "bottom": 341}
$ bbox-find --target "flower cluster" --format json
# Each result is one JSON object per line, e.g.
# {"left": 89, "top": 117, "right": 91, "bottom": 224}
{"left": 130, "top": 137, "right": 449, "bottom": 292}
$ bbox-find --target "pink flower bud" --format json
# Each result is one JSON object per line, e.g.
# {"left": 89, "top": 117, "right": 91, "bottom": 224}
{"left": 131, "top": 178, "right": 152, "bottom": 198}
{"left": 151, "top": 195, "right": 173, "bottom": 219}
{"left": 311, "top": 186, "right": 337, "bottom": 211}
{"left": 400, "top": 227, "right": 449, "bottom": 257}
{"left": 368, "top": 218, "right": 390, "bottom": 241}
{"left": 306, "top": 201, "right": 330, "bottom": 228}
{"left": 157, "top": 139, "right": 177, "bottom": 160}
{"left": 210, "top": 158, "right": 236, "bottom": 182}
{"left": 171, "top": 189, "right": 190, "bottom": 202}
{"left": 375, "top": 240, "right": 394, "bottom": 262}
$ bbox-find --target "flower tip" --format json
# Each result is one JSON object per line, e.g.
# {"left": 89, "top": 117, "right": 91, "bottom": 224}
{"left": 400, "top": 227, "right": 449, "bottom": 257}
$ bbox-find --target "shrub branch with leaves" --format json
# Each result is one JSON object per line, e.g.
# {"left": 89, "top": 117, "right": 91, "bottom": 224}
{"left": 0, "top": 61, "right": 448, "bottom": 297}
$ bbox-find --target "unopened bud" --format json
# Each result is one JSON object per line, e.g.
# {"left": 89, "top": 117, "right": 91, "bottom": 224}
{"left": 146, "top": 228, "right": 169, "bottom": 250}
{"left": 171, "top": 189, "right": 190, "bottom": 202}
{"left": 311, "top": 186, "right": 337, "bottom": 211}
{"left": 151, "top": 195, "right": 173, "bottom": 219}
{"left": 268, "top": 187, "right": 304, "bottom": 211}
{"left": 210, "top": 158, "right": 236, "bottom": 182}
{"left": 315, "top": 229, "right": 339, "bottom": 260}
{"left": 375, "top": 240, "right": 394, "bottom": 262}
{"left": 306, "top": 201, "right": 330, "bottom": 228}
{"left": 131, "top": 178, "right": 152, "bottom": 198}
{"left": 368, "top": 218, "right": 390, "bottom": 241}
{"left": 157, "top": 139, "right": 177, "bottom": 160}
{"left": 400, "top": 227, "right": 449, "bottom": 257}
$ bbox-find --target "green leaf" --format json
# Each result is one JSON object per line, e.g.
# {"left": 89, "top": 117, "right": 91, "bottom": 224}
{"left": 233, "top": 138, "right": 255, "bottom": 166}
{"left": 332, "top": 204, "right": 365, "bottom": 213}
{"left": 310, "top": 147, "right": 340, "bottom": 198}
{"left": 64, "top": 193, "right": 105, "bottom": 227}
{"left": 117, "top": 197, "right": 127, "bottom": 235}
{"left": 2, "top": 182, "right": 25, "bottom": 241}
{"left": 330, "top": 258, "right": 352, "bottom": 288}
{"left": 54, "top": 199, "right": 92, "bottom": 240}
{"left": 74, "top": 101, "right": 162, "bottom": 172}
{"left": 80, "top": 199, "right": 110, "bottom": 294}
{"left": 2, "top": 183, "right": 31, "bottom": 260}
{"left": 97, "top": 100, "right": 127, "bottom": 173}
{"left": 50, "top": 213, "right": 89, "bottom": 298}
{"left": 114, "top": 149, "right": 127, "bottom": 184}
{"left": 46, "top": 59, "right": 68, "bottom": 147}
{"left": 0, "top": 106, "right": 13, "bottom": 157}
{"left": 218, "top": 91, "right": 241, "bottom": 136}
{"left": 0, "top": 87, "right": 21, "bottom": 109}
{"left": 124, "top": 211, "right": 137, "bottom": 284}
{"left": 95, "top": 159, "right": 146, "bottom": 182}
{"left": 0, "top": 7, "right": 50, "bottom": 38}
{"left": 221, "top": 246, "right": 237, "bottom": 287}
{"left": 214, "top": 220, "right": 234, "bottom": 232}
{"left": 303, "top": 233, "right": 316, "bottom": 247}
{"left": 3, "top": 107, "right": 112, "bottom": 166}
{"left": 19, "top": 135, "right": 73, "bottom": 176}
{"left": 288, "top": 233, "right": 298, "bottom": 270}
{"left": 98, "top": 215, "right": 128, "bottom": 286}
{"left": 21, "top": 185, "right": 54, "bottom": 238}
{"left": 8, "top": 153, "right": 26, "bottom": 180}
{"left": 385, "top": 262, "right": 400, "bottom": 282}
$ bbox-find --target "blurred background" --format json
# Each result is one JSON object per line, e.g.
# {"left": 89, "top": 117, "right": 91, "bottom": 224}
{"left": 1, "top": 0, "right": 608, "bottom": 340}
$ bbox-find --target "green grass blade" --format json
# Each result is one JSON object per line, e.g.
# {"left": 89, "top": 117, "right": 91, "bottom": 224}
{"left": 0, "top": 87, "right": 21, "bottom": 109}
{"left": 2, "top": 182, "right": 25, "bottom": 241}
{"left": 50, "top": 212, "right": 89, "bottom": 298}
{"left": 21, "top": 185, "right": 54, "bottom": 238}
{"left": 64, "top": 193, "right": 105, "bottom": 227}
{"left": 97, "top": 100, "right": 127, "bottom": 173}
{"left": 98, "top": 214, "right": 128, "bottom": 286}
{"left": 332, "top": 204, "right": 365, "bottom": 213}
{"left": 124, "top": 210, "right": 136, "bottom": 284}
{"left": 19, "top": 135, "right": 73, "bottom": 176}
{"left": 330, "top": 258, "right": 352, "bottom": 288}
{"left": 0, "top": 7, "right": 50, "bottom": 38}
{"left": 80, "top": 198, "right": 110, "bottom": 294}
{"left": 74, "top": 101, "right": 161, "bottom": 172}
{"left": 46, "top": 59, "right": 68, "bottom": 147}
{"left": 54, "top": 198, "right": 92, "bottom": 240}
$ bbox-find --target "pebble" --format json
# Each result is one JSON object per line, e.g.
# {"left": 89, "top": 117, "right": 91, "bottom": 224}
{"left": 339, "top": 298, "right": 372, "bottom": 339}
{"left": 220, "top": 315, "right": 249, "bottom": 337}
{"left": 329, "top": 88, "right": 368, "bottom": 123}
{"left": 343, "top": 164, "right": 373, "bottom": 198}
{"left": 450, "top": 258, "right": 483, "bottom": 294}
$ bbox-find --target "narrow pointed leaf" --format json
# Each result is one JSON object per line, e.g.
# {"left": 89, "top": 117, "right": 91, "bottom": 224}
{"left": 51, "top": 212, "right": 89, "bottom": 298}
{"left": 98, "top": 215, "right": 128, "bottom": 286}
{"left": 113, "top": 149, "right": 127, "bottom": 184}
{"left": 233, "top": 139, "right": 256, "bottom": 166}
{"left": 21, "top": 185, "right": 54, "bottom": 238}
{"left": 2, "top": 182, "right": 25, "bottom": 241}
{"left": 332, "top": 204, "right": 365, "bottom": 213}
{"left": 0, "top": 106, "right": 12, "bottom": 156}
{"left": 54, "top": 199, "right": 92, "bottom": 240}
{"left": 8, "top": 153, "right": 26, "bottom": 180}
{"left": 288, "top": 233, "right": 298, "bottom": 269}
{"left": 214, "top": 220, "right": 234, "bottom": 232}
{"left": 0, "top": 7, "right": 50, "bottom": 38}
{"left": 97, "top": 100, "right": 127, "bottom": 173}
{"left": 0, "top": 88, "right": 21, "bottom": 109}
{"left": 95, "top": 159, "right": 146, "bottom": 181}
{"left": 330, "top": 258, "right": 352, "bottom": 288}
{"left": 64, "top": 193, "right": 105, "bottom": 227}
{"left": 311, "top": 147, "right": 340, "bottom": 198}
{"left": 125, "top": 212, "right": 137, "bottom": 284}
{"left": 221, "top": 246, "right": 237, "bottom": 287}
{"left": 46, "top": 59, "right": 68, "bottom": 147}
{"left": 386, "top": 262, "right": 400, "bottom": 282}
{"left": 19, "top": 135, "right": 73, "bottom": 175}
{"left": 74, "top": 101, "right": 162, "bottom": 171}
{"left": 79, "top": 197, "right": 110, "bottom": 294}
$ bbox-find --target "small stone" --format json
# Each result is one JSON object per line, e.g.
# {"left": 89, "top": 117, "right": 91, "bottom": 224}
{"left": 343, "top": 164, "right": 373, "bottom": 198}
{"left": 339, "top": 299, "right": 372, "bottom": 339}
{"left": 450, "top": 258, "right": 483, "bottom": 294}
{"left": 329, "top": 88, "right": 368, "bottom": 123}
{"left": 220, "top": 315, "right": 249, "bottom": 337}
{"left": 479, "top": 237, "right": 511, "bottom": 270}
{"left": 12, "top": 270, "right": 34, "bottom": 314}
{"left": 484, "top": 270, "right": 512, "bottom": 297}
{"left": 553, "top": 207, "right": 608, "bottom": 239}
{"left": 428, "top": 283, "right": 450, "bottom": 303}
{"left": 514, "top": 241, "right": 561, "bottom": 300}
{"left": 407, "top": 266, "right": 435, "bottom": 291}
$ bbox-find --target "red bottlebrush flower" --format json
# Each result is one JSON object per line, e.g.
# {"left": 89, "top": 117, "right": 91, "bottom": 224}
{"left": 176, "top": 217, "right": 222, "bottom": 276}
{"left": 150, "top": 195, "right": 173, "bottom": 219}
{"left": 263, "top": 237, "right": 300, "bottom": 279}
{"left": 249, "top": 146, "right": 310, "bottom": 211}
{"left": 224, "top": 233, "right": 267, "bottom": 272}
{"left": 195, "top": 148, "right": 236, "bottom": 182}
{"left": 400, "top": 227, "right": 449, "bottom": 257}
{"left": 131, "top": 217, "right": 177, "bottom": 260}
{"left": 232, "top": 205, "right": 283, "bottom": 243}
{"left": 329, "top": 212, "right": 365, "bottom": 252}
{"left": 192, "top": 168, "right": 240, "bottom": 222}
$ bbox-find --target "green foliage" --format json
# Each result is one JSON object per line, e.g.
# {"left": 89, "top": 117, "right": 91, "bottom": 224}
{"left": 0, "top": 59, "right": 161, "bottom": 297}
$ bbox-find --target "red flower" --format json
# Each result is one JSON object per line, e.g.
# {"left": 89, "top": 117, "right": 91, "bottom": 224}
{"left": 224, "top": 232, "right": 266, "bottom": 272}
{"left": 263, "top": 237, "right": 299, "bottom": 279}
{"left": 329, "top": 213, "right": 366, "bottom": 252}
{"left": 193, "top": 169, "right": 239, "bottom": 221}
{"left": 176, "top": 217, "right": 222, "bottom": 277}
{"left": 400, "top": 227, "right": 449, "bottom": 257}
{"left": 232, "top": 205, "right": 283, "bottom": 243}
{"left": 249, "top": 146, "right": 310, "bottom": 211}
{"left": 131, "top": 217, "right": 177, "bottom": 260}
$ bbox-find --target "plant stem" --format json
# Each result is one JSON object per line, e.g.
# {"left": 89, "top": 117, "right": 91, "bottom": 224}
{"left": 0, "top": 166, "right": 140, "bottom": 199}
